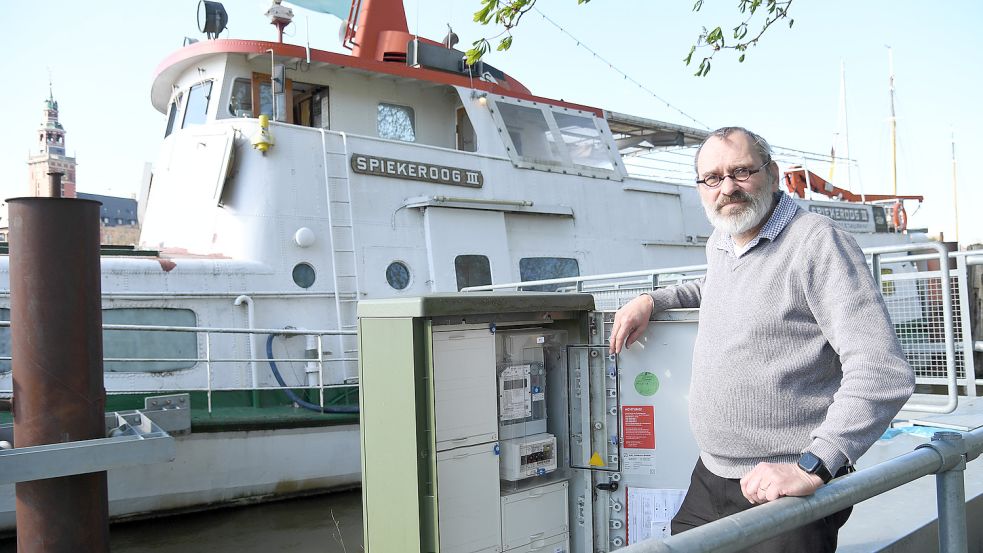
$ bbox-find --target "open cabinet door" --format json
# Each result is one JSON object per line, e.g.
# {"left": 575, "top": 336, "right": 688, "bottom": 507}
{"left": 568, "top": 310, "right": 701, "bottom": 552}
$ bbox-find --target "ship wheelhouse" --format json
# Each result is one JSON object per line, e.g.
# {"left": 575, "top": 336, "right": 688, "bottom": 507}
{"left": 144, "top": 34, "right": 647, "bottom": 302}
{"left": 153, "top": 40, "right": 627, "bottom": 178}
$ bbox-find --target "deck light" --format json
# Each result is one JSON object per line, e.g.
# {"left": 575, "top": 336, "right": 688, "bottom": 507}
{"left": 197, "top": 1, "right": 228, "bottom": 39}
{"left": 471, "top": 90, "right": 489, "bottom": 106}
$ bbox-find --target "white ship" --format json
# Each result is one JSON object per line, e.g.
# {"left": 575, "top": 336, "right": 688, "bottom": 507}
{"left": 0, "top": 0, "right": 965, "bottom": 541}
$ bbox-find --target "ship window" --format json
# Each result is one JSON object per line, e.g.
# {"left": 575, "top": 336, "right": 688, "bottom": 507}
{"left": 553, "top": 112, "right": 614, "bottom": 170}
{"left": 164, "top": 91, "right": 184, "bottom": 138}
{"left": 182, "top": 80, "right": 213, "bottom": 128}
{"left": 518, "top": 257, "right": 580, "bottom": 292}
{"left": 455, "top": 255, "right": 491, "bottom": 291}
{"left": 292, "top": 263, "right": 316, "bottom": 289}
{"left": 252, "top": 72, "right": 293, "bottom": 123}
{"left": 103, "top": 308, "right": 198, "bottom": 373}
{"left": 456, "top": 107, "right": 477, "bottom": 152}
{"left": 229, "top": 78, "right": 253, "bottom": 117}
{"left": 497, "top": 103, "right": 564, "bottom": 165}
{"left": 386, "top": 261, "right": 411, "bottom": 290}
{"left": 378, "top": 103, "right": 416, "bottom": 142}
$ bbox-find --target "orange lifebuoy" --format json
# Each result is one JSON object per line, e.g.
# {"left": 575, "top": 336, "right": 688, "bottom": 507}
{"left": 891, "top": 201, "right": 907, "bottom": 231}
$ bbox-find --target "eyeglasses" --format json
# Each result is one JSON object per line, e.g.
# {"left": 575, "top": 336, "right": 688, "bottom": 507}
{"left": 696, "top": 161, "right": 770, "bottom": 188}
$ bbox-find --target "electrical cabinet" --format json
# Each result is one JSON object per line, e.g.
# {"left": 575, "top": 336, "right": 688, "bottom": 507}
{"left": 358, "top": 294, "right": 700, "bottom": 553}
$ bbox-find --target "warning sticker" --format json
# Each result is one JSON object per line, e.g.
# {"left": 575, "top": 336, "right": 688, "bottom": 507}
{"left": 622, "top": 405, "right": 655, "bottom": 449}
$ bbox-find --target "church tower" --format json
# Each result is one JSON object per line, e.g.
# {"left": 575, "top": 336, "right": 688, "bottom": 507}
{"left": 26, "top": 84, "right": 77, "bottom": 197}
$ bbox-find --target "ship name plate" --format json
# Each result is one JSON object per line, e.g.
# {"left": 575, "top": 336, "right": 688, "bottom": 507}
{"left": 351, "top": 154, "right": 483, "bottom": 188}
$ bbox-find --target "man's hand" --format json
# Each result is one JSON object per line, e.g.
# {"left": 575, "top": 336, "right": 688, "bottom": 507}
{"left": 739, "top": 462, "right": 824, "bottom": 505}
{"left": 609, "top": 294, "right": 655, "bottom": 355}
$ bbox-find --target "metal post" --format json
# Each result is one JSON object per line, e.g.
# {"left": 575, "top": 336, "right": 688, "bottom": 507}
{"left": 955, "top": 256, "right": 976, "bottom": 397}
{"left": 870, "top": 252, "right": 882, "bottom": 290}
{"left": 317, "top": 334, "right": 325, "bottom": 408}
{"left": 8, "top": 197, "right": 108, "bottom": 552}
{"left": 205, "top": 332, "right": 213, "bottom": 414}
{"left": 932, "top": 431, "right": 968, "bottom": 553}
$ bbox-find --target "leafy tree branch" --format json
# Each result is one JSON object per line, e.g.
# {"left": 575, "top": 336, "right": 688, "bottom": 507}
{"left": 686, "top": 0, "right": 794, "bottom": 76}
{"left": 466, "top": 0, "right": 794, "bottom": 76}
{"left": 466, "top": 0, "right": 591, "bottom": 65}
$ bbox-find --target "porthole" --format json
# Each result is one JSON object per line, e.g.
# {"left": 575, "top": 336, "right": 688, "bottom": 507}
{"left": 386, "top": 261, "right": 411, "bottom": 290}
{"left": 292, "top": 262, "right": 316, "bottom": 289}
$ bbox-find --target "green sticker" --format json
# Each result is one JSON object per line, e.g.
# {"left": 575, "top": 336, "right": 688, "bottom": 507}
{"left": 634, "top": 372, "right": 660, "bottom": 396}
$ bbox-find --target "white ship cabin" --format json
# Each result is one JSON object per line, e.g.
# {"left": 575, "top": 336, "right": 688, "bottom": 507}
{"left": 141, "top": 0, "right": 716, "bottom": 303}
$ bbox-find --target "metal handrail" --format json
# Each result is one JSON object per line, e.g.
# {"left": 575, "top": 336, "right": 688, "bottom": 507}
{"left": 624, "top": 427, "right": 983, "bottom": 553}
{"left": 0, "top": 322, "right": 360, "bottom": 413}
{"left": 461, "top": 264, "right": 710, "bottom": 292}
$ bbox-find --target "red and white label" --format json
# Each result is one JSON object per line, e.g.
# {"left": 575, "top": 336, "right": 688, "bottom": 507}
{"left": 622, "top": 405, "right": 656, "bottom": 449}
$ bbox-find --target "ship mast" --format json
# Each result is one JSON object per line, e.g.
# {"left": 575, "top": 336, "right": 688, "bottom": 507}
{"left": 829, "top": 61, "right": 856, "bottom": 199}
{"left": 952, "top": 131, "right": 959, "bottom": 243}
{"left": 887, "top": 46, "right": 898, "bottom": 196}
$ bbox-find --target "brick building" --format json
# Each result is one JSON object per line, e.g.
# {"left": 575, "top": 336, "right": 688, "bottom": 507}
{"left": 27, "top": 87, "right": 77, "bottom": 198}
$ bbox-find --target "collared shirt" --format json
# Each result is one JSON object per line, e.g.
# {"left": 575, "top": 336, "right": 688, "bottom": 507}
{"left": 720, "top": 192, "right": 800, "bottom": 257}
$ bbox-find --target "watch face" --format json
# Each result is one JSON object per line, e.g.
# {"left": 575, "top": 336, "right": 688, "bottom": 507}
{"left": 798, "top": 452, "right": 821, "bottom": 473}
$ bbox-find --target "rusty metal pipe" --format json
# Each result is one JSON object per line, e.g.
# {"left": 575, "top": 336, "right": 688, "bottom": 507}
{"left": 9, "top": 197, "right": 107, "bottom": 552}
{"left": 45, "top": 172, "right": 63, "bottom": 198}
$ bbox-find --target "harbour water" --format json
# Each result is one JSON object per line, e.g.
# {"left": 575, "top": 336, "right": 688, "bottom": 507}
{"left": 0, "top": 490, "right": 363, "bottom": 552}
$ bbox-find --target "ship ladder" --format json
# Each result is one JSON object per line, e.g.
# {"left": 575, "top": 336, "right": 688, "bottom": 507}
{"left": 321, "top": 130, "right": 361, "bottom": 383}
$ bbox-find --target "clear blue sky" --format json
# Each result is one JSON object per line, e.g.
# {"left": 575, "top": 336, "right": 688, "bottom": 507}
{"left": 3, "top": 1, "right": 980, "bottom": 243}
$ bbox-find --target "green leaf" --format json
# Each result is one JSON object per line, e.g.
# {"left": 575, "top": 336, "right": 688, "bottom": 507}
{"left": 473, "top": 3, "right": 494, "bottom": 23}
{"left": 695, "top": 58, "right": 711, "bottom": 77}
{"left": 497, "top": 35, "right": 514, "bottom": 51}
{"left": 693, "top": 0, "right": 704, "bottom": 12}
{"left": 739, "top": 54, "right": 746, "bottom": 63}
{"left": 466, "top": 38, "right": 491, "bottom": 65}
{"left": 706, "top": 27, "right": 723, "bottom": 44}
{"left": 683, "top": 45, "right": 696, "bottom": 65}
{"left": 788, "top": 18, "right": 795, "bottom": 28}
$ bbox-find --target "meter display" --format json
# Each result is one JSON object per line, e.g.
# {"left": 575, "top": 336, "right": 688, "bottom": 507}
{"left": 498, "top": 362, "right": 548, "bottom": 439}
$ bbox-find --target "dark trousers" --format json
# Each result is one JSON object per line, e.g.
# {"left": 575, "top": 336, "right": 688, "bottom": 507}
{"left": 670, "top": 459, "right": 853, "bottom": 553}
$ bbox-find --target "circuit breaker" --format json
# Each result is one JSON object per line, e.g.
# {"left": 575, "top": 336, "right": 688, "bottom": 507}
{"left": 358, "top": 294, "right": 700, "bottom": 553}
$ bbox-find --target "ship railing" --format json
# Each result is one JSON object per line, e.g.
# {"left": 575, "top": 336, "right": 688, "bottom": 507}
{"left": 464, "top": 242, "right": 983, "bottom": 410}
{"left": 625, "top": 427, "right": 983, "bottom": 553}
{"left": 0, "top": 322, "right": 357, "bottom": 414}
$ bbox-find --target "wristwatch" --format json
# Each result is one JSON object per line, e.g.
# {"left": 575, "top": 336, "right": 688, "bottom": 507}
{"left": 797, "top": 452, "right": 833, "bottom": 484}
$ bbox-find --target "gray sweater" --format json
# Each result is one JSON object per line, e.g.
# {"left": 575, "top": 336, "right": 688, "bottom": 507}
{"left": 649, "top": 205, "right": 914, "bottom": 478}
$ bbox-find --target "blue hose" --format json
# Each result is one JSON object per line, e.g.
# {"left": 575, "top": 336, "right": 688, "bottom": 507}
{"left": 266, "top": 334, "right": 359, "bottom": 414}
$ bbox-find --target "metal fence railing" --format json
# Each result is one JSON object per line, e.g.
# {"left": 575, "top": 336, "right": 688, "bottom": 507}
{"left": 0, "top": 322, "right": 358, "bottom": 413}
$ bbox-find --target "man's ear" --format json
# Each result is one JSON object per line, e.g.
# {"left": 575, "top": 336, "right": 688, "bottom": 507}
{"left": 769, "top": 161, "right": 781, "bottom": 191}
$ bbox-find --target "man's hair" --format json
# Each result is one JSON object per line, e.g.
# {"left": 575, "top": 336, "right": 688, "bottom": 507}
{"left": 694, "top": 127, "right": 775, "bottom": 180}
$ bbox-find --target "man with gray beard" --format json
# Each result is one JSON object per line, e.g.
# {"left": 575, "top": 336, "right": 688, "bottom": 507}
{"left": 608, "top": 127, "right": 914, "bottom": 552}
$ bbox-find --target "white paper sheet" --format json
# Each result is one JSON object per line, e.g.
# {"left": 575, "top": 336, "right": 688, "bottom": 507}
{"left": 626, "top": 487, "right": 687, "bottom": 543}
